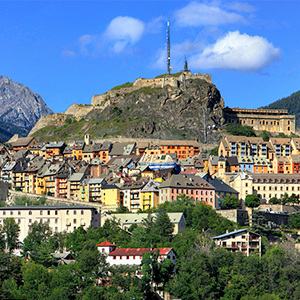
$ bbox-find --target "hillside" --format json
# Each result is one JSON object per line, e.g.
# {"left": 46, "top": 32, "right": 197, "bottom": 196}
{"left": 30, "top": 74, "right": 225, "bottom": 143}
{"left": 0, "top": 75, "right": 53, "bottom": 141}
{"left": 263, "top": 90, "right": 300, "bottom": 128}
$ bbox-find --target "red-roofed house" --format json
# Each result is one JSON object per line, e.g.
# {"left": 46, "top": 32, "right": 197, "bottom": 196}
{"left": 97, "top": 240, "right": 176, "bottom": 266}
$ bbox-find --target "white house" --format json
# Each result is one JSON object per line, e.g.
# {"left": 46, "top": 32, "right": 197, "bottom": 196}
{"left": 97, "top": 240, "right": 176, "bottom": 266}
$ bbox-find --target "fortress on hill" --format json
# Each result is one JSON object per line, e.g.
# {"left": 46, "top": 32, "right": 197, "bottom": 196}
{"left": 91, "top": 71, "right": 211, "bottom": 108}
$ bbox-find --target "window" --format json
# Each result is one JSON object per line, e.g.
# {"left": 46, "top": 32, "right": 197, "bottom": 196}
{"left": 48, "top": 210, "right": 50, "bottom": 215}
{"left": 74, "top": 219, "right": 77, "bottom": 224}
{"left": 3, "top": 212, "right": 5, "bottom": 216}
{"left": 55, "top": 211, "right": 58, "bottom": 215}
{"left": 81, "top": 210, "right": 84, "bottom": 215}
{"left": 47, "top": 219, "right": 50, "bottom": 223}
{"left": 55, "top": 227, "right": 58, "bottom": 232}
{"left": 113, "top": 256, "right": 116, "bottom": 260}
{"left": 29, "top": 219, "right": 32, "bottom": 223}
{"left": 55, "top": 219, "right": 58, "bottom": 224}
{"left": 74, "top": 210, "right": 77, "bottom": 215}
{"left": 18, "top": 211, "right": 21, "bottom": 215}
{"left": 18, "top": 219, "right": 21, "bottom": 224}
{"left": 102, "top": 248, "right": 105, "bottom": 253}
{"left": 73, "top": 226, "right": 76, "bottom": 231}
{"left": 40, "top": 211, "right": 43, "bottom": 215}
{"left": 133, "top": 256, "right": 135, "bottom": 259}
{"left": 126, "top": 256, "right": 129, "bottom": 259}
{"left": 66, "top": 210, "right": 69, "bottom": 215}
{"left": 10, "top": 211, "right": 13, "bottom": 215}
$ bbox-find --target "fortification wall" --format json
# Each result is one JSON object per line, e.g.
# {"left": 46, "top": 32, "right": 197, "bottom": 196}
{"left": 91, "top": 72, "right": 212, "bottom": 106}
{"left": 64, "top": 104, "right": 94, "bottom": 117}
{"left": 8, "top": 190, "right": 116, "bottom": 212}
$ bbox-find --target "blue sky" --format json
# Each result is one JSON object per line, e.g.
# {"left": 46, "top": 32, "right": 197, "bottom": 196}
{"left": 1, "top": 1, "right": 300, "bottom": 113}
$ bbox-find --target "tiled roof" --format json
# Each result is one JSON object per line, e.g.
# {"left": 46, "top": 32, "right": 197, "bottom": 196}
{"left": 109, "top": 247, "right": 173, "bottom": 256}
{"left": 97, "top": 240, "right": 115, "bottom": 247}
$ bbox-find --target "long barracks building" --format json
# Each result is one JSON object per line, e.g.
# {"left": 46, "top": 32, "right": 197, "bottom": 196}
{"left": 224, "top": 107, "right": 295, "bottom": 134}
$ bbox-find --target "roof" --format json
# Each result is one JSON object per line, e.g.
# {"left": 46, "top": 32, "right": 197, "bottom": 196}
{"left": 227, "top": 156, "right": 238, "bottom": 166}
{"left": 111, "top": 212, "right": 185, "bottom": 225}
{"left": 46, "top": 142, "right": 65, "bottom": 149}
{"left": 12, "top": 137, "right": 35, "bottom": 148}
{"left": 97, "top": 240, "right": 115, "bottom": 247}
{"left": 101, "top": 184, "right": 119, "bottom": 190}
{"left": 109, "top": 247, "right": 173, "bottom": 257}
{"left": 212, "top": 228, "right": 261, "bottom": 239}
{"left": 269, "top": 138, "right": 291, "bottom": 145}
{"left": 0, "top": 205, "right": 93, "bottom": 210}
{"left": 68, "top": 172, "right": 85, "bottom": 182}
{"left": 88, "top": 178, "right": 105, "bottom": 185}
{"left": 211, "top": 178, "right": 239, "bottom": 194}
{"left": 159, "top": 174, "right": 214, "bottom": 190}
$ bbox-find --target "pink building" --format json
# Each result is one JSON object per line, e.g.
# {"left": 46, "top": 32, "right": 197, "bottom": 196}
{"left": 159, "top": 174, "right": 216, "bottom": 208}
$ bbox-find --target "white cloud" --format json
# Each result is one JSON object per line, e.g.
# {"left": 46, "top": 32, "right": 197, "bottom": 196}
{"left": 174, "top": 2, "right": 246, "bottom": 27}
{"left": 189, "top": 31, "right": 281, "bottom": 72}
{"left": 104, "top": 16, "right": 145, "bottom": 53}
{"left": 146, "top": 16, "right": 166, "bottom": 34}
{"left": 61, "top": 49, "right": 76, "bottom": 57}
{"left": 227, "top": 2, "right": 255, "bottom": 13}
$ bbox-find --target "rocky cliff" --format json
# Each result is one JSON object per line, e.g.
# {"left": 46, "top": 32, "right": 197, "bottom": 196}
{"left": 30, "top": 73, "right": 225, "bottom": 143}
{"left": 0, "top": 75, "right": 53, "bottom": 141}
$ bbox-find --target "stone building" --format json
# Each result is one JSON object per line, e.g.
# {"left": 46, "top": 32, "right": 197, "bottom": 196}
{"left": 224, "top": 107, "right": 295, "bottom": 134}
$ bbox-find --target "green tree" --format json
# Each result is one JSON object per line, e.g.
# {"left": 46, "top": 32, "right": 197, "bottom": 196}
{"left": 153, "top": 207, "right": 174, "bottom": 244}
{"left": 258, "top": 130, "right": 270, "bottom": 141}
{"left": 221, "top": 195, "right": 240, "bottom": 209}
{"left": 245, "top": 194, "right": 260, "bottom": 208}
{"left": 3, "top": 218, "right": 20, "bottom": 255}
{"left": 269, "top": 197, "right": 281, "bottom": 205}
{"left": 22, "top": 221, "right": 55, "bottom": 264}
{"left": 210, "top": 146, "right": 219, "bottom": 156}
{"left": 288, "top": 213, "right": 300, "bottom": 229}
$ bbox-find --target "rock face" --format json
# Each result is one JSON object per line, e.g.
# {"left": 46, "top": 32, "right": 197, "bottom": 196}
{"left": 31, "top": 74, "right": 225, "bottom": 143}
{"left": 85, "top": 77, "right": 225, "bottom": 143}
{"left": 0, "top": 75, "right": 53, "bottom": 130}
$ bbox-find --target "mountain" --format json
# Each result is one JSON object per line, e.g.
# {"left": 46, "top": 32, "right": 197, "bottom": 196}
{"left": 263, "top": 90, "right": 300, "bottom": 128}
{"left": 29, "top": 73, "right": 225, "bottom": 144}
{"left": 0, "top": 75, "right": 53, "bottom": 142}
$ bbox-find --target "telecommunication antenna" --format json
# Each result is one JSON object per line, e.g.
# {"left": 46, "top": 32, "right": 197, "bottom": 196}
{"left": 167, "top": 21, "right": 171, "bottom": 75}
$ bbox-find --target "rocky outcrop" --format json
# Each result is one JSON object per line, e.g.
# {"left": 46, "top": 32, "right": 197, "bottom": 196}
{"left": 31, "top": 73, "right": 225, "bottom": 143}
{"left": 0, "top": 75, "right": 53, "bottom": 129}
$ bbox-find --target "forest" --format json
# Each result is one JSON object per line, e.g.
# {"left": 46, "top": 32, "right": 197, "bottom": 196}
{"left": 0, "top": 196, "right": 300, "bottom": 300}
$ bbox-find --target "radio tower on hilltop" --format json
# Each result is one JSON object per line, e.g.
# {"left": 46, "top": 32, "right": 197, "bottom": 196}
{"left": 166, "top": 21, "right": 172, "bottom": 75}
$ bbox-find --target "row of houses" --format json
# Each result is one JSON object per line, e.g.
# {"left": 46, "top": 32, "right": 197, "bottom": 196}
{"left": 218, "top": 136, "right": 300, "bottom": 159}
{"left": 9, "top": 135, "right": 201, "bottom": 163}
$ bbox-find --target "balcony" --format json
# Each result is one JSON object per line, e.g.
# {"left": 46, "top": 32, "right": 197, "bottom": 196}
{"left": 66, "top": 222, "right": 71, "bottom": 226}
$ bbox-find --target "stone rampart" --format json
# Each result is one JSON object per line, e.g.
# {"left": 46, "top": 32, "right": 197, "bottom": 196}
{"left": 91, "top": 72, "right": 212, "bottom": 106}
{"left": 217, "top": 209, "right": 249, "bottom": 226}
{"left": 8, "top": 190, "right": 116, "bottom": 212}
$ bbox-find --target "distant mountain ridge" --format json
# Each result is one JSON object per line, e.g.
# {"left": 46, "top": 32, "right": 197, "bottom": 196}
{"left": 263, "top": 90, "right": 300, "bottom": 128}
{"left": 0, "top": 75, "right": 53, "bottom": 142}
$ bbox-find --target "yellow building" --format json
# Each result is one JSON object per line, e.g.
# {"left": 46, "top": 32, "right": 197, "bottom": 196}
{"left": 140, "top": 179, "right": 160, "bottom": 211}
{"left": 224, "top": 107, "right": 295, "bottom": 134}
{"left": 101, "top": 184, "right": 120, "bottom": 209}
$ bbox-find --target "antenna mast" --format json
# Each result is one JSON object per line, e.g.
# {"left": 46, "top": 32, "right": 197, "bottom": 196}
{"left": 167, "top": 21, "right": 171, "bottom": 75}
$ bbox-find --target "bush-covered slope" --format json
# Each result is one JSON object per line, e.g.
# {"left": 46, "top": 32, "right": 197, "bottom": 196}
{"left": 263, "top": 90, "right": 300, "bottom": 128}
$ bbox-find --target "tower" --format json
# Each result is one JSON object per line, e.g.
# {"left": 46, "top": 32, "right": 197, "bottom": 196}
{"left": 166, "top": 21, "right": 171, "bottom": 75}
